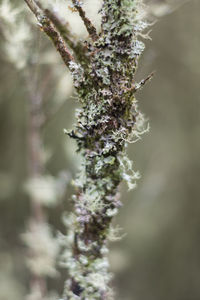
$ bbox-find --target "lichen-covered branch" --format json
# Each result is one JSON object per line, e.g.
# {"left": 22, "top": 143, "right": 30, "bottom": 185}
{"left": 24, "top": 0, "right": 150, "bottom": 299}
{"left": 61, "top": 1, "right": 149, "bottom": 299}
{"left": 24, "top": 0, "right": 74, "bottom": 67}
{"left": 34, "top": 1, "right": 88, "bottom": 65}
{"left": 71, "top": 0, "right": 98, "bottom": 41}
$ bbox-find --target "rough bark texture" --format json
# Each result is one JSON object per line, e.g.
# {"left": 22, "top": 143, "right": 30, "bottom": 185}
{"left": 24, "top": 0, "right": 150, "bottom": 299}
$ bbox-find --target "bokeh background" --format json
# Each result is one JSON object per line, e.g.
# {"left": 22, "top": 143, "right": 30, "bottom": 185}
{"left": 0, "top": 0, "right": 200, "bottom": 299}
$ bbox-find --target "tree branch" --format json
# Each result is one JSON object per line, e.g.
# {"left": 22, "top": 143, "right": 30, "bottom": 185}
{"left": 71, "top": 0, "right": 98, "bottom": 41}
{"left": 23, "top": 0, "right": 152, "bottom": 298}
{"left": 135, "top": 72, "right": 155, "bottom": 92}
{"left": 24, "top": 0, "right": 75, "bottom": 67}
{"left": 35, "top": 2, "right": 88, "bottom": 63}
{"left": 24, "top": 0, "right": 41, "bottom": 18}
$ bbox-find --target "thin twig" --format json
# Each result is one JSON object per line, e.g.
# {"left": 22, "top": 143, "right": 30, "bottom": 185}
{"left": 135, "top": 71, "right": 155, "bottom": 91}
{"left": 71, "top": 0, "right": 98, "bottom": 41}
{"left": 24, "top": 0, "right": 41, "bottom": 18}
{"left": 24, "top": 0, "right": 74, "bottom": 67}
{"left": 35, "top": 3, "right": 87, "bottom": 63}
{"left": 33, "top": 0, "right": 73, "bottom": 47}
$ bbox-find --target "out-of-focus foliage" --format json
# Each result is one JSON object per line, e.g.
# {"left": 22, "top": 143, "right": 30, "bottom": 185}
{"left": 21, "top": 221, "right": 59, "bottom": 277}
{"left": 24, "top": 173, "right": 70, "bottom": 207}
{"left": 0, "top": 0, "right": 31, "bottom": 69}
{"left": 146, "top": 0, "right": 190, "bottom": 17}
{"left": 0, "top": 0, "right": 200, "bottom": 299}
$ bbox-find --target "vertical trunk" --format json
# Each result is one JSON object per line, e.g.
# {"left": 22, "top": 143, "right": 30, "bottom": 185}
{"left": 63, "top": 1, "right": 148, "bottom": 299}
{"left": 23, "top": 0, "right": 149, "bottom": 299}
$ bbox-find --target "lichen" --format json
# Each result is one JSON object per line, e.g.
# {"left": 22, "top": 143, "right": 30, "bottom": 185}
{"left": 24, "top": 0, "right": 151, "bottom": 298}
{"left": 61, "top": 0, "right": 149, "bottom": 298}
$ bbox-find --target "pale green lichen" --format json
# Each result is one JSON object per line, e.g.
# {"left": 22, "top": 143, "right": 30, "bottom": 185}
{"left": 60, "top": 0, "right": 150, "bottom": 298}
{"left": 23, "top": 0, "right": 151, "bottom": 298}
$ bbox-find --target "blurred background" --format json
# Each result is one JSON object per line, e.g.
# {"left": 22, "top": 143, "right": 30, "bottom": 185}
{"left": 0, "top": 0, "right": 200, "bottom": 299}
